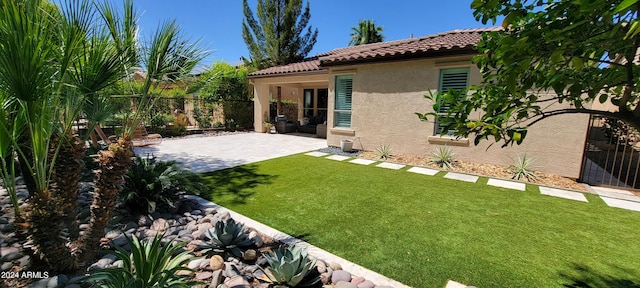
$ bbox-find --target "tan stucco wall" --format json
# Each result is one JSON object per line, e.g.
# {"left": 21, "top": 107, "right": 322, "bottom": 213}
{"left": 325, "top": 57, "right": 589, "bottom": 178}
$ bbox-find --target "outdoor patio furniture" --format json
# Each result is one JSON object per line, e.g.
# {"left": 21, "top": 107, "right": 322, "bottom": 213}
{"left": 132, "top": 124, "right": 162, "bottom": 146}
{"left": 275, "top": 120, "right": 296, "bottom": 133}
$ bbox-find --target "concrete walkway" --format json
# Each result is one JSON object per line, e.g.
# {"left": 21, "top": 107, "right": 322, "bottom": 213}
{"left": 305, "top": 152, "right": 640, "bottom": 213}
{"left": 134, "top": 132, "right": 326, "bottom": 173}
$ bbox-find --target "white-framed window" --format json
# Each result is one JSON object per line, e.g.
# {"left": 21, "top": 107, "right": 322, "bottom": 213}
{"left": 435, "top": 68, "right": 469, "bottom": 135}
{"left": 334, "top": 75, "right": 353, "bottom": 128}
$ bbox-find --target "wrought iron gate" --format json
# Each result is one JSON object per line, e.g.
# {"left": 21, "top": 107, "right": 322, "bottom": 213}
{"left": 580, "top": 116, "right": 640, "bottom": 190}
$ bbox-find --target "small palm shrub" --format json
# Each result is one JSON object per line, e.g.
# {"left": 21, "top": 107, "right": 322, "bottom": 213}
{"left": 375, "top": 144, "right": 393, "bottom": 160}
{"left": 199, "top": 218, "right": 254, "bottom": 258}
{"left": 509, "top": 154, "right": 538, "bottom": 181}
{"left": 429, "top": 145, "right": 455, "bottom": 169}
{"left": 121, "top": 155, "right": 208, "bottom": 214}
{"left": 258, "top": 246, "right": 321, "bottom": 287}
{"left": 86, "top": 234, "right": 199, "bottom": 288}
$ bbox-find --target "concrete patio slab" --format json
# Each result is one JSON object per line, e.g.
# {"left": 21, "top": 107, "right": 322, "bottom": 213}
{"left": 592, "top": 186, "right": 640, "bottom": 203}
{"left": 407, "top": 166, "right": 439, "bottom": 176}
{"left": 349, "top": 158, "right": 376, "bottom": 165}
{"left": 444, "top": 172, "right": 479, "bottom": 183}
{"left": 600, "top": 196, "right": 640, "bottom": 212}
{"left": 134, "top": 133, "right": 326, "bottom": 173}
{"left": 539, "top": 186, "right": 588, "bottom": 202}
{"left": 326, "top": 155, "right": 350, "bottom": 161}
{"left": 305, "top": 151, "right": 329, "bottom": 157}
{"left": 376, "top": 162, "right": 406, "bottom": 170}
{"left": 487, "top": 178, "right": 526, "bottom": 191}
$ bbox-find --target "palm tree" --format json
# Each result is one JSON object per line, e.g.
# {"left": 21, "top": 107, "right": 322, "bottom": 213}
{"left": 0, "top": 0, "right": 205, "bottom": 273}
{"left": 349, "top": 19, "right": 385, "bottom": 46}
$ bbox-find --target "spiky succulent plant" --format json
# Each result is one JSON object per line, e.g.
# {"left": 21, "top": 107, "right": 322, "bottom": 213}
{"left": 258, "top": 246, "right": 320, "bottom": 287}
{"left": 199, "top": 218, "right": 254, "bottom": 258}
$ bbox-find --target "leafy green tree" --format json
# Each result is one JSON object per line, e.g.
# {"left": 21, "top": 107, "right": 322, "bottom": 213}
{"left": 242, "top": 0, "right": 318, "bottom": 70}
{"left": 417, "top": 0, "right": 640, "bottom": 146}
{"left": 198, "top": 62, "right": 250, "bottom": 101}
{"left": 349, "top": 19, "right": 384, "bottom": 46}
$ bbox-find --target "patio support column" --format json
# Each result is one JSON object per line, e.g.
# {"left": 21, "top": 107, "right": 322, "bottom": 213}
{"left": 253, "top": 83, "right": 270, "bottom": 132}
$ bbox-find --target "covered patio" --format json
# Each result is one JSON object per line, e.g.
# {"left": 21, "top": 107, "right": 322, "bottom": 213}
{"left": 248, "top": 58, "right": 329, "bottom": 138}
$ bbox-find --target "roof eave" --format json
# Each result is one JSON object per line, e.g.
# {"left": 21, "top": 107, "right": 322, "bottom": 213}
{"left": 247, "top": 68, "right": 328, "bottom": 79}
{"left": 319, "top": 47, "right": 478, "bottom": 67}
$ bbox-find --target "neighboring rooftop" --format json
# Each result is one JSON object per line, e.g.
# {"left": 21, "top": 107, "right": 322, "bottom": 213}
{"left": 249, "top": 27, "right": 501, "bottom": 77}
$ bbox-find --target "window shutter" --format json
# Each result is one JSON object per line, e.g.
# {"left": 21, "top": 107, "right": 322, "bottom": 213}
{"left": 335, "top": 76, "right": 352, "bottom": 111}
{"left": 438, "top": 69, "right": 469, "bottom": 113}
{"left": 436, "top": 68, "right": 469, "bottom": 134}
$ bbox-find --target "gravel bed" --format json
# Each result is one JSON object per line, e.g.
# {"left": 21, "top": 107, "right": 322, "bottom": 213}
{"left": 316, "top": 146, "right": 362, "bottom": 157}
{"left": 0, "top": 181, "right": 391, "bottom": 288}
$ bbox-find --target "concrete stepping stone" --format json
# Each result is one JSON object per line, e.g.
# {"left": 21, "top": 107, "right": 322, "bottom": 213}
{"left": 592, "top": 186, "right": 640, "bottom": 202}
{"left": 349, "top": 159, "right": 376, "bottom": 165}
{"left": 487, "top": 178, "right": 526, "bottom": 191}
{"left": 444, "top": 172, "right": 479, "bottom": 183}
{"left": 539, "top": 186, "right": 588, "bottom": 202}
{"left": 376, "top": 162, "right": 405, "bottom": 170}
{"left": 600, "top": 197, "right": 640, "bottom": 212}
{"left": 305, "top": 151, "right": 329, "bottom": 157}
{"left": 326, "top": 155, "right": 350, "bottom": 161}
{"left": 407, "top": 167, "right": 439, "bottom": 176}
{"left": 445, "top": 280, "right": 469, "bottom": 288}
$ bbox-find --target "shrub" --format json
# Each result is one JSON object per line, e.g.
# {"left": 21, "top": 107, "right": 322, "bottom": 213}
{"left": 429, "top": 145, "right": 455, "bottom": 170}
{"left": 193, "top": 105, "right": 213, "bottom": 129}
{"left": 86, "top": 234, "right": 199, "bottom": 288}
{"left": 258, "top": 246, "right": 321, "bottom": 287}
{"left": 121, "top": 155, "right": 208, "bottom": 214}
{"left": 375, "top": 144, "right": 393, "bottom": 160}
{"left": 509, "top": 154, "right": 538, "bottom": 181}
{"left": 199, "top": 218, "right": 254, "bottom": 258}
{"left": 168, "top": 114, "right": 188, "bottom": 136}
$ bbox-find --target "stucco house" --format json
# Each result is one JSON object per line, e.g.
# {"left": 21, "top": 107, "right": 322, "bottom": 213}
{"left": 248, "top": 28, "right": 590, "bottom": 179}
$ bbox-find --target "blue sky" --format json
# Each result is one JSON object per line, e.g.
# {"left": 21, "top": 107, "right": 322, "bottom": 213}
{"left": 132, "top": 0, "right": 496, "bottom": 67}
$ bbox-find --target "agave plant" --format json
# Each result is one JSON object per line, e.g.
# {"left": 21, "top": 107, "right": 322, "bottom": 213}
{"left": 86, "top": 233, "right": 200, "bottom": 288}
{"left": 375, "top": 144, "right": 393, "bottom": 160}
{"left": 199, "top": 218, "right": 254, "bottom": 258}
{"left": 509, "top": 154, "right": 538, "bottom": 182}
{"left": 429, "top": 145, "right": 455, "bottom": 170}
{"left": 258, "top": 246, "right": 320, "bottom": 288}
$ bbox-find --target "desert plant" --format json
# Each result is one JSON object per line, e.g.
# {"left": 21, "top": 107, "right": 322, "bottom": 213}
{"left": 121, "top": 155, "right": 208, "bottom": 214}
{"left": 509, "top": 154, "right": 538, "bottom": 182}
{"left": 258, "top": 246, "right": 321, "bottom": 287}
{"left": 199, "top": 218, "right": 254, "bottom": 258}
{"left": 375, "top": 144, "right": 393, "bottom": 160}
{"left": 430, "top": 145, "right": 455, "bottom": 170}
{"left": 264, "top": 122, "right": 273, "bottom": 133}
{"left": 86, "top": 233, "right": 199, "bottom": 288}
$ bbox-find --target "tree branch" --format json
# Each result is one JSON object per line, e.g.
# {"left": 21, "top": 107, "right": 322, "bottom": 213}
{"left": 526, "top": 108, "right": 637, "bottom": 128}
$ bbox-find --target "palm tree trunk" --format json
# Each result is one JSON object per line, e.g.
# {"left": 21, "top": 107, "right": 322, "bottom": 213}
{"left": 77, "top": 137, "right": 132, "bottom": 265}
{"left": 50, "top": 132, "right": 85, "bottom": 239}
{"left": 23, "top": 189, "right": 76, "bottom": 273}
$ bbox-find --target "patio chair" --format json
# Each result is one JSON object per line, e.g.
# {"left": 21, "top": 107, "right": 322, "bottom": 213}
{"left": 132, "top": 124, "right": 162, "bottom": 147}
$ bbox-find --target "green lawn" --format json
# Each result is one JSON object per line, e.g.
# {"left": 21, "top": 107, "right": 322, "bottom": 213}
{"left": 202, "top": 154, "right": 640, "bottom": 287}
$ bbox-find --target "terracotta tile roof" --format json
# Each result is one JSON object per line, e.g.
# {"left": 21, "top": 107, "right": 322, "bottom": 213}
{"left": 248, "top": 56, "right": 322, "bottom": 77}
{"left": 248, "top": 27, "right": 500, "bottom": 77}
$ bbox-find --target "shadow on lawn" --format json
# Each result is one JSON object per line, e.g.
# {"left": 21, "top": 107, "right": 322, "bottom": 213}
{"left": 202, "top": 164, "right": 275, "bottom": 204}
{"left": 561, "top": 264, "right": 640, "bottom": 288}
